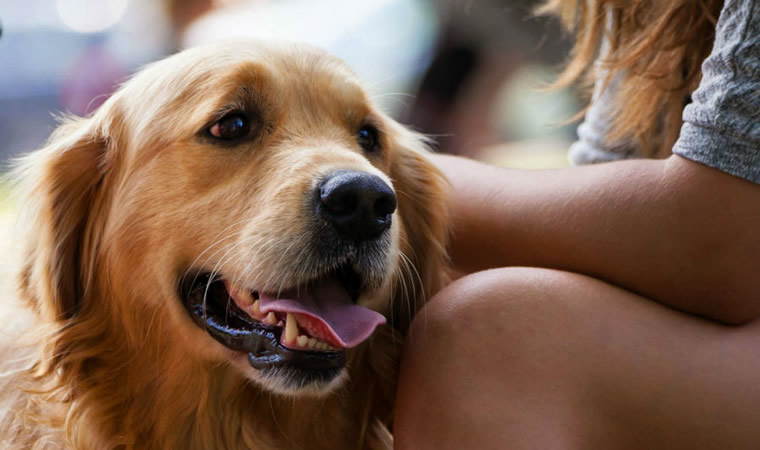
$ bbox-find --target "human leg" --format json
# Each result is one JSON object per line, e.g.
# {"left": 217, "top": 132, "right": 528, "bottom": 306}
{"left": 394, "top": 267, "right": 760, "bottom": 449}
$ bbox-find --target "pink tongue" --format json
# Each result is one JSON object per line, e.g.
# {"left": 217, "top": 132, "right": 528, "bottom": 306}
{"left": 258, "top": 278, "right": 386, "bottom": 348}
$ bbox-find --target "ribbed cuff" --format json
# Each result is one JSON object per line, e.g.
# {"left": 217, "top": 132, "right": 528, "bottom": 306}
{"left": 673, "top": 122, "right": 760, "bottom": 184}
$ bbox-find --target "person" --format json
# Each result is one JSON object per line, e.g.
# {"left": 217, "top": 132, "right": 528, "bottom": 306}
{"left": 394, "top": 0, "right": 760, "bottom": 448}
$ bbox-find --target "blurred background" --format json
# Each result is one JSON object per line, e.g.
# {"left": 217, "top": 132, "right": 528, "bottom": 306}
{"left": 0, "top": 0, "right": 581, "bottom": 229}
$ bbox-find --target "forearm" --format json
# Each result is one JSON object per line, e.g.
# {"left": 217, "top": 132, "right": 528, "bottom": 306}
{"left": 434, "top": 153, "right": 760, "bottom": 324}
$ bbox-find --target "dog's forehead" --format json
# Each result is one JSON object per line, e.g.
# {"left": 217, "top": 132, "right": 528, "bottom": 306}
{"left": 119, "top": 41, "right": 371, "bottom": 136}
{"left": 230, "top": 47, "right": 367, "bottom": 105}
{"left": 168, "top": 42, "right": 365, "bottom": 103}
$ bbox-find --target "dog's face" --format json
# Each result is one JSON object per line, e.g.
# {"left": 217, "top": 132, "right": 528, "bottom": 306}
{"left": 20, "top": 41, "right": 447, "bottom": 399}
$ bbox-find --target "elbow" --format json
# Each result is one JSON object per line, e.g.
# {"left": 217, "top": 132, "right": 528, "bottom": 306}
{"left": 708, "top": 309, "right": 760, "bottom": 326}
{"left": 712, "top": 310, "right": 760, "bottom": 326}
{"left": 698, "top": 287, "right": 760, "bottom": 326}
{"left": 676, "top": 253, "right": 760, "bottom": 326}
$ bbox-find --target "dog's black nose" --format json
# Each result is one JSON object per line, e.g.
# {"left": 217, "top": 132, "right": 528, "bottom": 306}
{"left": 318, "top": 170, "right": 397, "bottom": 241}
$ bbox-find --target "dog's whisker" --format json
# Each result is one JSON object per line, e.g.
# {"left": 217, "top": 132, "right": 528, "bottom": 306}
{"left": 180, "top": 218, "right": 254, "bottom": 285}
{"left": 203, "top": 237, "right": 256, "bottom": 313}
{"left": 261, "top": 236, "right": 305, "bottom": 295}
{"left": 367, "top": 92, "right": 415, "bottom": 109}
{"left": 368, "top": 91, "right": 417, "bottom": 100}
{"left": 275, "top": 240, "right": 316, "bottom": 298}
{"left": 389, "top": 257, "right": 410, "bottom": 335}
{"left": 363, "top": 74, "right": 403, "bottom": 92}
{"left": 247, "top": 236, "right": 295, "bottom": 293}
{"left": 196, "top": 218, "right": 298, "bottom": 294}
{"left": 201, "top": 240, "right": 253, "bottom": 325}
{"left": 387, "top": 263, "right": 409, "bottom": 351}
{"left": 397, "top": 250, "right": 423, "bottom": 334}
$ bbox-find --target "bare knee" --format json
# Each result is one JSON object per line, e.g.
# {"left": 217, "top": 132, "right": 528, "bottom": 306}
{"left": 395, "top": 268, "right": 596, "bottom": 449}
{"left": 406, "top": 267, "right": 588, "bottom": 358}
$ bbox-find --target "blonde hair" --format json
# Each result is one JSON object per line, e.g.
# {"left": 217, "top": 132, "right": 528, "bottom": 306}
{"left": 541, "top": 0, "right": 723, "bottom": 157}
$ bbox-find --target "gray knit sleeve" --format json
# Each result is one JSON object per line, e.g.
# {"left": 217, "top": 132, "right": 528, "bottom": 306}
{"left": 672, "top": 0, "right": 760, "bottom": 183}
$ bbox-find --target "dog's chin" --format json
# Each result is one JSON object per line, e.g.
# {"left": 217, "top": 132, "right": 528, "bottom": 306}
{"left": 178, "top": 264, "right": 384, "bottom": 396}
{"left": 229, "top": 354, "right": 349, "bottom": 397}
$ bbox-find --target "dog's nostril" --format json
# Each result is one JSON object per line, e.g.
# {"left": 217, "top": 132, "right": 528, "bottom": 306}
{"left": 318, "top": 170, "right": 396, "bottom": 241}
{"left": 373, "top": 194, "right": 396, "bottom": 219}
{"left": 321, "top": 187, "right": 359, "bottom": 216}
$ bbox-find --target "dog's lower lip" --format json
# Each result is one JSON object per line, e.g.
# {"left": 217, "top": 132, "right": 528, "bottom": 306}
{"left": 246, "top": 346, "right": 345, "bottom": 371}
{"left": 180, "top": 274, "right": 346, "bottom": 372}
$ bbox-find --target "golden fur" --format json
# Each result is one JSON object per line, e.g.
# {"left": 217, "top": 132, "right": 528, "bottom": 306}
{"left": 540, "top": 0, "right": 723, "bottom": 157}
{"left": 0, "top": 41, "right": 448, "bottom": 449}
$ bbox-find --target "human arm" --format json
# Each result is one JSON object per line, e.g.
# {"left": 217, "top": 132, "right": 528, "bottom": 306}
{"left": 434, "top": 152, "right": 760, "bottom": 325}
{"left": 436, "top": 0, "right": 760, "bottom": 324}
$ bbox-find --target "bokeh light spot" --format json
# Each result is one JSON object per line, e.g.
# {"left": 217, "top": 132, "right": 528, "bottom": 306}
{"left": 56, "top": 0, "right": 129, "bottom": 33}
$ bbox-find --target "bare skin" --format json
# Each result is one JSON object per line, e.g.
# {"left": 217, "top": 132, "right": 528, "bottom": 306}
{"left": 394, "top": 154, "right": 760, "bottom": 449}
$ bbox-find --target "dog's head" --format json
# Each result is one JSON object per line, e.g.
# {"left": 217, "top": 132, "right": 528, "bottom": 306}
{"left": 17, "top": 41, "right": 448, "bottom": 397}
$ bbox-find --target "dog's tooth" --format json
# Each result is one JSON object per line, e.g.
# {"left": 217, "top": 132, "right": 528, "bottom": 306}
{"left": 285, "top": 313, "right": 298, "bottom": 345}
{"left": 307, "top": 338, "right": 317, "bottom": 349}
{"left": 297, "top": 335, "right": 309, "bottom": 348}
{"left": 265, "top": 312, "right": 277, "bottom": 325}
{"left": 250, "top": 300, "right": 261, "bottom": 316}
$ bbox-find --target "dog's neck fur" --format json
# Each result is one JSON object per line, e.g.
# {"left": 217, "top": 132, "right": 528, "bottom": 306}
{"left": 0, "top": 274, "right": 399, "bottom": 450}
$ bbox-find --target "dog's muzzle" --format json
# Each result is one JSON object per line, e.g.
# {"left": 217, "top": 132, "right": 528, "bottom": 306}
{"left": 316, "top": 170, "right": 396, "bottom": 242}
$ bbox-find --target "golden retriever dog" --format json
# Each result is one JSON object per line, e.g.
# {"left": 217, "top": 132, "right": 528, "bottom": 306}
{"left": 0, "top": 41, "right": 448, "bottom": 449}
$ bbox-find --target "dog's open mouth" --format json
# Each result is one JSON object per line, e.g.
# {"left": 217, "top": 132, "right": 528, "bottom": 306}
{"left": 180, "top": 263, "right": 386, "bottom": 379}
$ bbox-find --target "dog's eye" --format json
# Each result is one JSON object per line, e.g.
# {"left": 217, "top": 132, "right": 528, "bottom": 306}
{"left": 209, "top": 113, "right": 250, "bottom": 141}
{"left": 357, "top": 125, "right": 380, "bottom": 152}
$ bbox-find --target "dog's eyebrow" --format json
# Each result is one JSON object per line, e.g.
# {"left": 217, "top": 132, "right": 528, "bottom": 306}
{"left": 208, "top": 104, "right": 245, "bottom": 122}
{"left": 344, "top": 104, "right": 377, "bottom": 126}
{"left": 202, "top": 85, "right": 267, "bottom": 124}
{"left": 215, "top": 86, "right": 257, "bottom": 111}
{"left": 352, "top": 110, "right": 384, "bottom": 133}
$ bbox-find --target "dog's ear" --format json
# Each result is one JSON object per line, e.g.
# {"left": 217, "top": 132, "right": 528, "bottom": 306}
{"left": 388, "top": 124, "right": 449, "bottom": 333}
{"left": 15, "top": 107, "right": 120, "bottom": 322}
